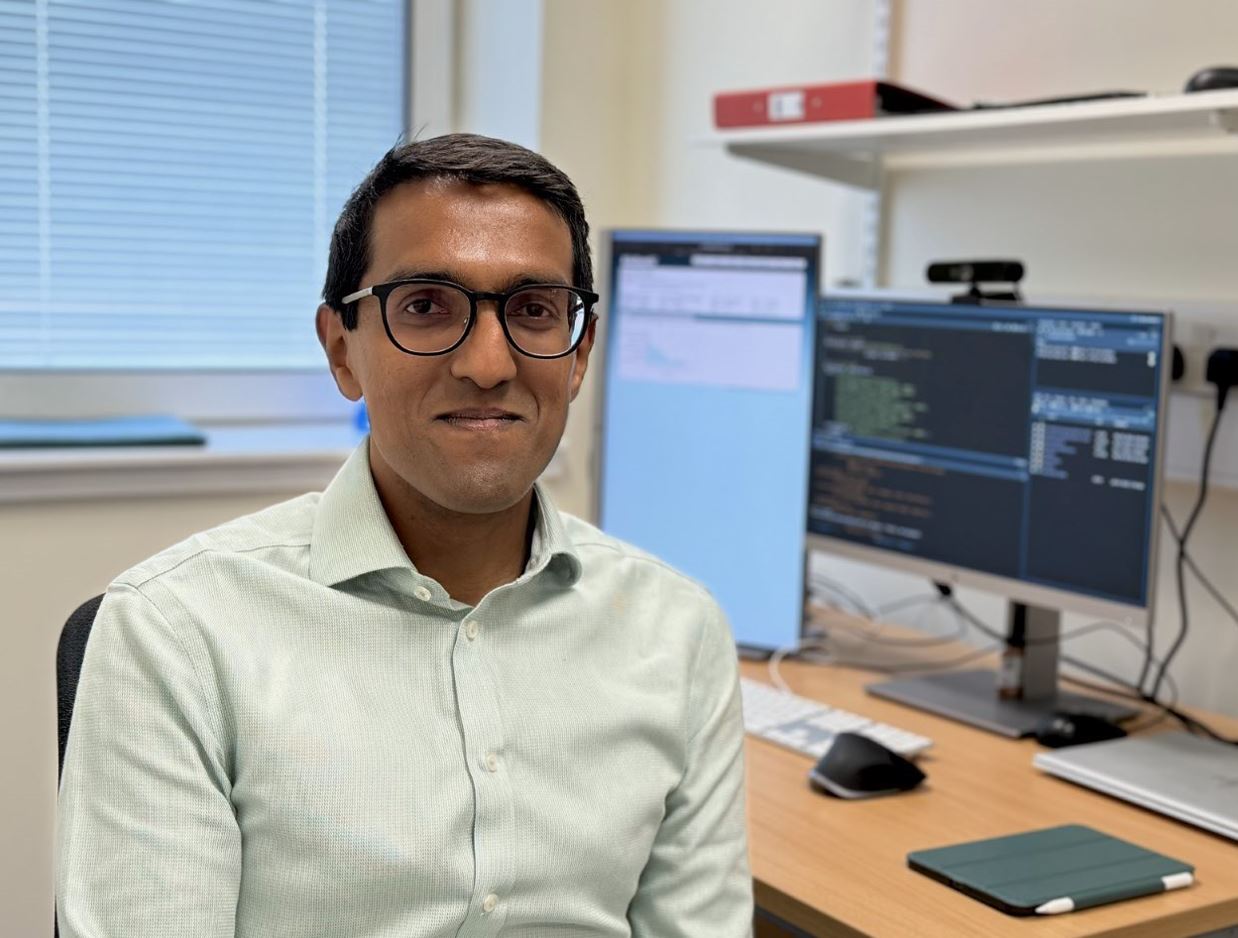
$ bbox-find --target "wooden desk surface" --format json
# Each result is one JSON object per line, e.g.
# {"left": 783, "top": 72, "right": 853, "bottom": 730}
{"left": 742, "top": 650, "right": 1238, "bottom": 938}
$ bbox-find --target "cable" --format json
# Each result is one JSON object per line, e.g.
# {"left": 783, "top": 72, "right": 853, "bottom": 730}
{"left": 877, "top": 592, "right": 948, "bottom": 617}
{"left": 805, "top": 574, "right": 877, "bottom": 619}
{"left": 807, "top": 593, "right": 968, "bottom": 648}
{"left": 823, "top": 641, "right": 1004, "bottom": 675}
{"left": 767, "top": 636, "right": 835, "bottom": 694}
{"left": 953, "top": 596, "right": 1236, "bottom": 744}
{"left": 1160, "top": 504, "right": 1238, "bottom": 629}
{"left": 797, "top": 580, "right": 1238, "bottom": 744}
{"left": 1151, "top": 402, "right": 1225, "bottom": 700}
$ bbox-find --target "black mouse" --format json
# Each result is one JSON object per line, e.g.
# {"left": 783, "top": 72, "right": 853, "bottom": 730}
{"left": 808, "top": 732, "right": 926, "bottom": 799}
{"left": 1034, "top": 711, "right": 1128, "bottom": 748}
{"left": 1185, "top": 66, "right": 1238, "bottom": 93}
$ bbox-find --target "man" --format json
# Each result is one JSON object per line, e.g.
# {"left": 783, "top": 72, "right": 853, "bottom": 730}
{"left": 56, "top": 134, "right": 752, "bottom": 937}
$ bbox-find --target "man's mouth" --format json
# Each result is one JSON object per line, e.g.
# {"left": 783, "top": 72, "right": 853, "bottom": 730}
{"left": 437, "top": 409, "right": 523, "bottom": 430}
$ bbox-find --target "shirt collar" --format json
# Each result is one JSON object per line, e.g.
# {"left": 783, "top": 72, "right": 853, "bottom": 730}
{"left": 310, "top": 440, "right": 416, "bottom": 587}
{"left": 310, "top": 439, "right": 582, "bottom": 589}
{"left": 527, "top": 480, "right": 583, "bottom": 586}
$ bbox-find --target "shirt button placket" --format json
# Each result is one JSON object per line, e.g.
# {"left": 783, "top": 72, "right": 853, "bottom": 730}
{"left": 453, "top": 610, "right": 512, "bottom": 938}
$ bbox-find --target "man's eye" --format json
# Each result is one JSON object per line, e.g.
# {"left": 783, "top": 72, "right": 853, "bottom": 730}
{"left": 510, "top": 294, "right": 565, "bottom": 321}
{"left": 514, "top": 302, "right": 551, "bottom": 318}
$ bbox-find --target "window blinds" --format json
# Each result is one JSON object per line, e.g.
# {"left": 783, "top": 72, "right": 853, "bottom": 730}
{"left": 0, "top": 0, "right": 405, "bottom": 370}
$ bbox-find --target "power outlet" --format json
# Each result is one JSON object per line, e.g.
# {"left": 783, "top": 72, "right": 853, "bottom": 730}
{"left": 1174, "top": 316, "right": 1238, "bottom": 398}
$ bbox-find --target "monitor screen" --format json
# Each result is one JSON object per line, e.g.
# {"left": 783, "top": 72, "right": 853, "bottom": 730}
{"left": 809, "top": 296, "right": 1168, "bottom": 616}
{"left": 599, "top": 230, "right": 821, "bottom": 651}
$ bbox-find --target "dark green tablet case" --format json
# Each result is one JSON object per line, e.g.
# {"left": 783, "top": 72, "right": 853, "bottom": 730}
{"left": 908, "top": 824, "right": 1194, "bottom": 916}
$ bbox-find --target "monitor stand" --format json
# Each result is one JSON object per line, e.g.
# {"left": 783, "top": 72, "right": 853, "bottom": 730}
{"left": 865, "top": 601, "right": 1139, "bottom": 738}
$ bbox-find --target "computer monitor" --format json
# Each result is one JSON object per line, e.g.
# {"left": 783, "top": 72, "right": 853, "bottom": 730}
{"left": 597, "top": 230, "right": 821, "bottom": 653}
{"left": 809, "top": 294, "right": 1171, "bottom": 736}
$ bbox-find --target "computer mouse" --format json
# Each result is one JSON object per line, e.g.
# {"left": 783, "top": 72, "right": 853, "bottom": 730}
{"left": 808, "top": 732, "right": 926, "bottom": 799}
{"left": 1033, "top": 712, "right": 1128, "bottom": 749}
{"left": 1184, "top": 66, "right": 1238, "bottom": 93}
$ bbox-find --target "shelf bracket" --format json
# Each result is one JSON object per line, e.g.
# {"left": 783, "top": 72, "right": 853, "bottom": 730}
{"left": 725, "top": 142, "right": 882, "bottom": 191}
{"left": 1211, "top": 108, "right": 1238, "bottom": 134}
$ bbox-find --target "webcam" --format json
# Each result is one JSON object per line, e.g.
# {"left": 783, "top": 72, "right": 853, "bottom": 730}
{"left": 926, "top": 259, "right": 1024, "bottom": 304}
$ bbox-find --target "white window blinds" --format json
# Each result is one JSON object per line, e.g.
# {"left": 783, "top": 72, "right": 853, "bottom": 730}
{"left": 0, "top": 0, "right": 405, "bottom": 370}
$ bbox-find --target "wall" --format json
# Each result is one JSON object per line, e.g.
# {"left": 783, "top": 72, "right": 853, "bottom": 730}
{"left": 536, "top": 0, "right": 880, "bottom": 518}
{"left": 0, "top": 490, "right": 306, "bottom": 936}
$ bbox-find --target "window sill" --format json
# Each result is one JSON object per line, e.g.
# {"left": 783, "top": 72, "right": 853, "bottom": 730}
{"left": 0, "top": 422, "right": 364, "bottom": 504}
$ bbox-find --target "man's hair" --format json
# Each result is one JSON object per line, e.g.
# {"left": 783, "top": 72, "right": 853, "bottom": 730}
{"left": 322, "top": 133, "right": 592, "bottom": 329}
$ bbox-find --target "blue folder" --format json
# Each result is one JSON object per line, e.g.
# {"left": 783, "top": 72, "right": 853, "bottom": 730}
{"left": 0, "top": 415, "right": 206, "bottom": 449}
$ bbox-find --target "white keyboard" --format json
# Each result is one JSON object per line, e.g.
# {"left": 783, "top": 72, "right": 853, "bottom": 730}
{"left": 740, "top": 677, "right": 933, "bottom": 760}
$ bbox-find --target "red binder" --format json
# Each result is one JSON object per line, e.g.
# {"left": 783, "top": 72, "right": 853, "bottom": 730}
{"left": 713, "top": 79, "right": 956, "bottom": 129}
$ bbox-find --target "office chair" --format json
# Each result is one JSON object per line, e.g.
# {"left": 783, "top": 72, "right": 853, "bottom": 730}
{"left": 57, "top": 595, "right": 102, "bottom": 779}
{"left": 55, "top": 593, "right": 103, "bottom": 938}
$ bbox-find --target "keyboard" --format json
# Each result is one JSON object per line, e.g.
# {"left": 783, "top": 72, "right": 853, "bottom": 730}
{"left": 740, "top": 676, "right": 933, "bottom": 760}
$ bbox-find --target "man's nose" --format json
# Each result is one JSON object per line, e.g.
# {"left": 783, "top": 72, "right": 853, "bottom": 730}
{"left": 448, "top": 301, "right": 518, "bottom": 388}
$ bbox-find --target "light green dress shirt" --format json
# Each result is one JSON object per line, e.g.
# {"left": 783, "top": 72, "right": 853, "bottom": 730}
{"left": 56, "top": 442, "right": 752, "bottom": 937}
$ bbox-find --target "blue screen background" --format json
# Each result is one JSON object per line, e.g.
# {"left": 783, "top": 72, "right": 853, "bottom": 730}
{"left": 599, "top": 231, "right": 819, "bottom": 651}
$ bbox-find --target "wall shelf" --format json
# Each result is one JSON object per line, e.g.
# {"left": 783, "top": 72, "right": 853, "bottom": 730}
{"left": 716, "top": 90, "right": 1238, "bottom": 190}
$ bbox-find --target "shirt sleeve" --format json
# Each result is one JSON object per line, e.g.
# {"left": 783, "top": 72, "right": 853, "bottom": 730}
{"left": 627, "top": 599, "right": 753, "bottom": 938}
{"left": 56, "top": 583, "right": 242, "bottom": 937}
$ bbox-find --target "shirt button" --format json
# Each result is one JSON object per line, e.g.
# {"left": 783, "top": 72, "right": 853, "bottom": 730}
{"left": 413, "top": 585, "right": 432, "bottom": 602}
{"left": 482, "top": 893, "right": 498, "bottom": 913}
{"left": 485, "top": 752, "right": 499, "bottom": 773}
{"left": 464, "top": 619, "right": 479, "bottom": 641}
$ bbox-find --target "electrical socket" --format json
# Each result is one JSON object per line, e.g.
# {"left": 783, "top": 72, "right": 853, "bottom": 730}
{"left": 1174, "top": 315, "right": 1238, "bottom": 398}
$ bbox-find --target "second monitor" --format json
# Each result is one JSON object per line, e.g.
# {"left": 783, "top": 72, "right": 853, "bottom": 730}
{"left": 809, "top": 295, "right": 1170, "bottom": 736}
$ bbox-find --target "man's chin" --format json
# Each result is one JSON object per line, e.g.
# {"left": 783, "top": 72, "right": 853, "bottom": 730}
{"left": 424, "top": 469, "right": 537, "bottom": 517}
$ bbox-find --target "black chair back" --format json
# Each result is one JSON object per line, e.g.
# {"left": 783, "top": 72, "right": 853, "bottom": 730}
{"left": 55, "top": 593, "right": 103, "bottom": 938}
{"left": 57, "top": 595, "right": 103, "bottom": 779}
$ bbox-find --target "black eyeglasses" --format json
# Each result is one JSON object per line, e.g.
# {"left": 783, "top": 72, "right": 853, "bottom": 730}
{"left": 342, "top": 278, "right": 599, "bottom": 359}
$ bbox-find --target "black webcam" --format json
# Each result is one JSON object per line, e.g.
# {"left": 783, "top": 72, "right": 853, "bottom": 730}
{"left": 926, "top": 259, "right": 1024, "bottom": 304}
{"left": 926, "top": 260, "right": 1024, "bottom": 285}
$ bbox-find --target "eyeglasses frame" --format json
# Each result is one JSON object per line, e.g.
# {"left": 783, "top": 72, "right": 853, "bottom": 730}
{"left": 341, "top": 278, "right": 600, "bottom": 360}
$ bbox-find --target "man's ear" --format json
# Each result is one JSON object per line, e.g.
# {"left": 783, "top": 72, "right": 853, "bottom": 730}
{"left": 568, "top": 316, "right": 598, "bottom": 402}
{"left": 316, "top": 303, "right": 363, "bottom": 401}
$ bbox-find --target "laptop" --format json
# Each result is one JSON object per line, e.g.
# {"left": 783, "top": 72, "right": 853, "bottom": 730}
{"left": 1034, "top": 732, "right": 1238, "bottom": 842}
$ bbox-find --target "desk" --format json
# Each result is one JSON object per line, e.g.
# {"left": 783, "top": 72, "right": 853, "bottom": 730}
{"left": 743, "top": 646, "right": 1238, "bottom": 937}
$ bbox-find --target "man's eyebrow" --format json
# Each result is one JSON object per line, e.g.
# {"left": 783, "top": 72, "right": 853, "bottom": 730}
{"left": 378, "top": 268, "right": 572, "bottom": 290}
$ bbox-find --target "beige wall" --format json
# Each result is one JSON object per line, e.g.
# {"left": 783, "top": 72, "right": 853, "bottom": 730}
{"left": 1, "top": 490, "right": 302, "bottom": 936}
{"left": 537, "top": 0, "right": 879, "bottom": 519}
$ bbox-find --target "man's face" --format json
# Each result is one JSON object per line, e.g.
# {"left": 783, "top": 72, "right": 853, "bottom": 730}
{"left": 317, "top": 178, "right": 595, "bottom": 516}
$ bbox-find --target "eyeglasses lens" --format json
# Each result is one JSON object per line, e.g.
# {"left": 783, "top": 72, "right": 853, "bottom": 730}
{"left": 505, "top": 286, "right": 585, "bottom": 356}
{"left": 384, "top": 283, "right": 472, "bottom": 354}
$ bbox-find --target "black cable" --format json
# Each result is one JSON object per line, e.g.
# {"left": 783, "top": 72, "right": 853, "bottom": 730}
{"left": 952, "top": 596, "right": 1238, "bottom": 744}
{"left": 1160, "top": 504, "right": 1238, "bottom": 628}
{"left": 811, "top": 597, "right": 1167, "bottom": 682}
{"left": 812, "top": 583, "right": 1151, "bottom": 653}
{"left": 808, "top": 580, "right": 1238, "bottom": 743}
{"left": 1151, "top": 402, "right": 1225, "bottom": 700}
{"left": 947, "top": 598, "right": 1166, "bottom": 689}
